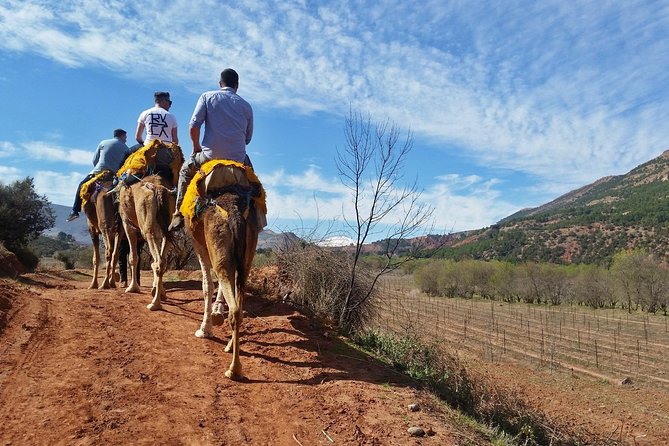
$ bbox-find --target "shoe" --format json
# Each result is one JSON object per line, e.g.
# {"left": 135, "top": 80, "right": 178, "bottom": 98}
{"left": 66, "top": 212, "right": 79, "bottom": 222}
{"left": 168, "top": 214, "right": 184, "bottom": 231}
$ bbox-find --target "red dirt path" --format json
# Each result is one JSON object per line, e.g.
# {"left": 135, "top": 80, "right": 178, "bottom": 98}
{"left": 0, "top": 271, "right": 486, "bottom": 446}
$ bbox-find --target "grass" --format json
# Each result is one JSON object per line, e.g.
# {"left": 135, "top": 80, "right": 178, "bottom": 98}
{"left": 352, "top": 329, "right": 602, "bottom": 446}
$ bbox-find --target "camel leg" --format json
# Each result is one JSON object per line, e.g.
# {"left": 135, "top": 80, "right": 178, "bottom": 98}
{"left": 100, "top": 230, "right": 114, "bottom": 289}
{"left": 211, "top": 279, "right": 228, "bottom": 327}
{"left": 195, "top": 258, "right": 215, "bottom": 339}
{"left": 124, "top": 227, "right": 141, "bottom": 293}
{"left": 156, "top": 236, "right": 169, "bottom": 300}
{"left": 89, "top": 232, "right": 100, "bottom": 289}
{"left": 145, "top": 235, "right": 164, "bottom": 311}
{"left": 108, "top": 232, "right": 121, "bottom": 289}
{"left": 222, "top": 276, "right": 243, "bottom": 379}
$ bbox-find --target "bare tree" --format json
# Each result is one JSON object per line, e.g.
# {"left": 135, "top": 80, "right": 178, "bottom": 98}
{"left": 335, "top": 109, "right": 433, "bottom": 329}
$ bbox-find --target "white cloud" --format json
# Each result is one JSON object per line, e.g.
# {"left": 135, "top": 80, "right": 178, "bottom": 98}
{"left": 1, "top": 0, "right": 668, "bottom": 230}
{"left": 21, "top": 141, "right": 91, "bottom": 165}
{"left": 261, "top": 166, "right": 522, "bottom": 235}
{"left": 0, "top": 141, "right": 16, "bottom": 157}
{"left": 33, "top": 170, "right": 81, "bottom": 207}
{"left": 0, "top": 165, "right": 21, "bottom": 183}
{"left": 424, "top": 174, "right": 522, "bottom": 232}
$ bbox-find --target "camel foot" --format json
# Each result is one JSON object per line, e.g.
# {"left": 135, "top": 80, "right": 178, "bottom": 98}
{"left": 225, "top": 368, "right": 242, "bottom": 380}
{"left": 195, "top": 328, "right": 213, "bottom": 339}
{"left": 211, "top": 302, "right": 226, "bottom": 326}
{"left": 147, "top": 302, "right": 162, "bottom": 311}
{"left": 125, "top": 285, "right": 140, "bottom": 293}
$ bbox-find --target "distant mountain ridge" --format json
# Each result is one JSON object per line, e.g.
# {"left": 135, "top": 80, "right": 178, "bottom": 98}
{"left": 47, "top": 203, "right": 300, "bottom": 251}
{"left": 434, "top": 149, "right": 669, "bottom": 264}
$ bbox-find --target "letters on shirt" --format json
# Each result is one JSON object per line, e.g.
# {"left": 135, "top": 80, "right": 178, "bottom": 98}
{"left": 148, "top": 113, "right": 169, "bottom": 138}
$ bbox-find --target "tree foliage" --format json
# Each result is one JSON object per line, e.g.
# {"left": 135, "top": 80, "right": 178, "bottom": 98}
{"left": 413, "top": 255, "right": 669, "bottom": 314}
{"left": 0, "top": 178, "right": 55, "bottom": 252}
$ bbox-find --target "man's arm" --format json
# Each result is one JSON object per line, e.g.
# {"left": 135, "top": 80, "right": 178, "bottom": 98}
{"left": 190, "top": 126, "right": 202, "bottom": 154}
{"left": 171, "top": 126, "right": 179, "bottom": 145}
{"left": 135, "top": 122, "right": 145, "bottom": 145}
{"left": 245, "top": 107, "right": 254, "bottom": 145}
{"left": 92, "top": 143, "right": 102, "bottom": 166}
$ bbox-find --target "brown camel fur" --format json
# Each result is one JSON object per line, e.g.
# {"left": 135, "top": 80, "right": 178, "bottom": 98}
{"left": 119, "top": 175, "right": 175, "bottom": 310}
{"left": 187, "top": 178, "right": 259, "bottom": 380}
{"left": 82, "top": 178, "right": 121, "bottom": 290}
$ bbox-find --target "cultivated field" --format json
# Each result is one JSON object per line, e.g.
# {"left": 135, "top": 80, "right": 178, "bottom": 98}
{"left": 373, "top": 273, "right": 669, "bottom": 388}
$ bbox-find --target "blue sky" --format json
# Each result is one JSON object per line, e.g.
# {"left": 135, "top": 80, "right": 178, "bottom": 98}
{"left": 1, "top": 1, "right": 669, "bottom": 241}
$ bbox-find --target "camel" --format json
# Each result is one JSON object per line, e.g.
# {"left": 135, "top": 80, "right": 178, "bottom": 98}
{"left": 185, "top": 161, "right": 262, "bottom": 380}
{"left": 81, "top": 171, "right": 121, "bottom": 289}
{"left": 117, "top": 140, "right": 184, "bottom": 310}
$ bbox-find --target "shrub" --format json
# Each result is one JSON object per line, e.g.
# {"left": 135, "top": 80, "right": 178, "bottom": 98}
{"left": 274, "top": 241, "right": 376, "bottom": 332}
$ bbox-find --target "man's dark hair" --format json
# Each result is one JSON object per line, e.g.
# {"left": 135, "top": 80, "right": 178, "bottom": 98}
{"left": 220, "top": 68, "right": 239, "bottom": 88}
{"left": 113, "top": 129, "right": 127, "bottom": 138}
{"left": 154, "top": 91, "right": 170, "bottom": 102}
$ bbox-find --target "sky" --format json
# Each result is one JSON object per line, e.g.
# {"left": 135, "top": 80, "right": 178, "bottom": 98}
{"left": 1, "top": 0, "right": 669, "bottom": 242}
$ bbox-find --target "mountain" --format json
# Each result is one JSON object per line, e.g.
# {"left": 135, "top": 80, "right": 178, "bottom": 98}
{"left": 256, "top": 229, "right": 301, "bottom": 250}
{"left": 435, "top": 150, "right": 669, "bottom": 264}
{"left": 47, "top": 204, "right": 91, "bottom": 243}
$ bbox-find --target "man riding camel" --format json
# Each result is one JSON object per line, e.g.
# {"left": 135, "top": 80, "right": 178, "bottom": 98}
{"left": 168, "top": 68, "right": 255, "bottom": 231}
{"left": 67, "top": 129, "right": 134, "bottom": 222}
{"left": 136, "top": 91, "right": 178, "bottom": 146}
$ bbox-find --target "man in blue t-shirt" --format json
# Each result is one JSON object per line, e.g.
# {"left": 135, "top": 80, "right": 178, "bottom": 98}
{"left": 67, "top": 129, "right": 133, "bottom": 222}
{"left": 168, "top": 68, "right": 254, "bottom": 231}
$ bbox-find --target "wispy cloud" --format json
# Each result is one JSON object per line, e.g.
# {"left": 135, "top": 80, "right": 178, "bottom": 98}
{"left": 0, "top": 165, "right": 21, "bottom": 182}
{"left": 20, "top": 141, "right": 91, "bottom": 166}
{"left": 0, "top": 141, "right": 17, "bottom": 158}
{"left": 2, "top": 0, "right": 668, "bottom": 231}
{"left": 32, "top": 170, "right": 81, "bottom": 206}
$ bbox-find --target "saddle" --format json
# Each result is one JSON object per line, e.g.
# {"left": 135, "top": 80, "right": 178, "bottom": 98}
{"left": 80, "top": 170, "right": 115, "bottom": 207}
{"left": 181, "top": 160, "right": 266, "bottom": 226}
{"left": 117, "top": 140, "right": 185, "bottom": 187}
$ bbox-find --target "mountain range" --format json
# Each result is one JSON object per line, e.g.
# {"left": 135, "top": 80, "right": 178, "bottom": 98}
{"left": 47, "top": 149, "right": 669, "bottom": 265}
{"left": 418, "top": 149, "right": 669, "bottom": 264}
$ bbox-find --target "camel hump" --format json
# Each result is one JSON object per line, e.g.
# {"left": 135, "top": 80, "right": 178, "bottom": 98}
{"left": 203, "top": 164, "right": 251, "bottom": 195}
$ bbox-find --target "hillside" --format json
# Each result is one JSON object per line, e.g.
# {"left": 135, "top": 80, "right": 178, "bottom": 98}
{"left": 435, "top": 150, "right": 669, "bottom": 264}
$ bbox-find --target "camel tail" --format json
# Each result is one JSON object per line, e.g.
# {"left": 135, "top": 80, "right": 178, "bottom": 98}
{"left": 156, "top": 184, "right": 174, "bottom": 244}
{"left": 231, "top": 197, "right": 249, "bottom": 291}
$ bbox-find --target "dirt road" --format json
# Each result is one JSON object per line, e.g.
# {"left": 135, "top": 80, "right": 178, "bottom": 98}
{"left": 0, "top": 271, "right": 481, "bottom": 446}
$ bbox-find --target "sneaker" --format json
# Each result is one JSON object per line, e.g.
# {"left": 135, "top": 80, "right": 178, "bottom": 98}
{"left": 168, "top": 214, "right": 184, "bottom": 232}
{"left": 66, "top": 212, "right": 79, "bottom": 222}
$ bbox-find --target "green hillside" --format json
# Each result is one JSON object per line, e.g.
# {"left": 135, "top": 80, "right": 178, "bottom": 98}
{"left": 435, "top": 150, "right": 669, "bottom": 265}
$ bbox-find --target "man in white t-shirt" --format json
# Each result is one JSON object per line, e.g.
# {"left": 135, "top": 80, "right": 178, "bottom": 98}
{"left": 135, "top": 91, "right": 178, "bottom": 145}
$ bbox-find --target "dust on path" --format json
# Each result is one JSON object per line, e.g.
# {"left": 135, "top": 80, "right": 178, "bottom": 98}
{"left": 0, "top": 272, "right": 482, "bottom": 446}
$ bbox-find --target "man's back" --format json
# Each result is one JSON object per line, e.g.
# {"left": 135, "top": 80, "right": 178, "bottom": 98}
{"left": 92, "top": 138, "right": 129, "bottom": 174}
{"left": 138, "top": 106, "right": 177, "bottom": 143}
{"left": 190, "top": 87, "right": 253, "bottom": 163}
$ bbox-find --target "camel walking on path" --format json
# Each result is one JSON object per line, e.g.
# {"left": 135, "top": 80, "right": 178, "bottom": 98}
{"left": 82, "top": 173, "right": 121, "bottom": 290}
{"left": 186, "top": 164, "right": 260, "bottom": 380}
{"left": 119, "top": 175, "right": 175, "bottom": 310}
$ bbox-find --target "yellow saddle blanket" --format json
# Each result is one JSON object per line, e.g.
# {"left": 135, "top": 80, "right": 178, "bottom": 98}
{"left": 80, "top": 170, "right": 114, "bottom": 206}
{"left": 116, "top": 139, "right": 184, "bottom": 187}
{"left": 181, "top": 160, "right": 267, "bottom": 224}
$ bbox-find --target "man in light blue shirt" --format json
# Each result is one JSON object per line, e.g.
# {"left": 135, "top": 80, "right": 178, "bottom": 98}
{"left": 169, "top": 68, "right": 254, "bottom": 231}
{"left": 67, "top": 129, "right": 133, "bottom": 221}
